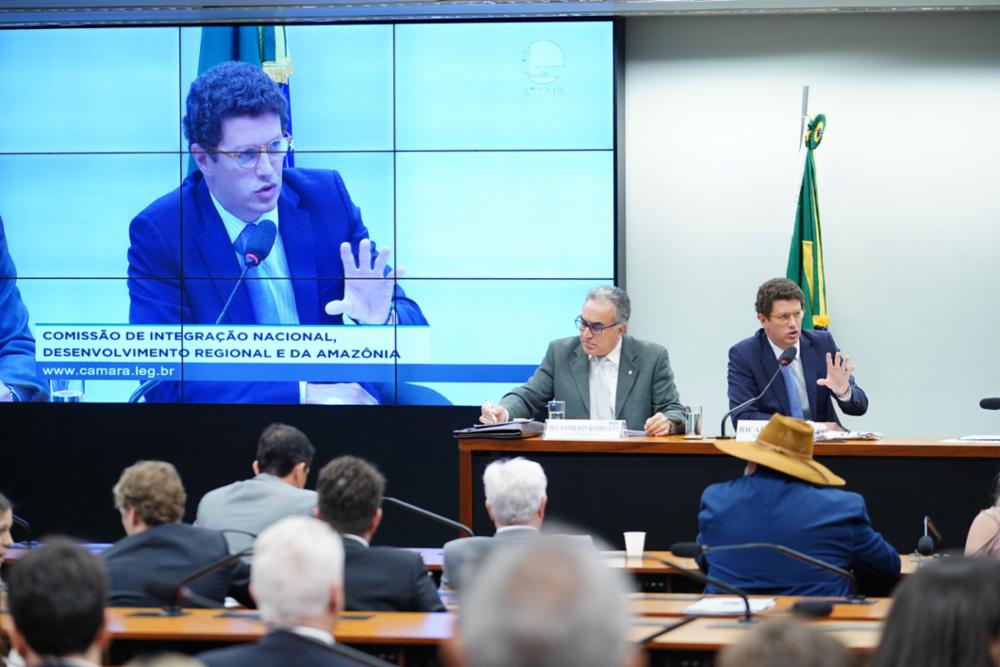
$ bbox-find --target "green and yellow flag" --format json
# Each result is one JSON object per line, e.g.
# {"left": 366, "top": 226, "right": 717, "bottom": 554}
{"left": 787, "top": 114, "right": 829, "bottom": 330}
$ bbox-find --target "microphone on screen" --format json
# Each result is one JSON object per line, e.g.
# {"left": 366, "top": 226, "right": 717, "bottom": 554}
{"left": 671, "top": 540, "right": 863, "bottom": 603}
{"left": 980, "top": 398, "right": 1000, "bottom": 410}
{"left": 718, "top": 346, "right": 798, "bottom": 439}
{"left": 128, "top": 220, "right": 278, "bottom": 404}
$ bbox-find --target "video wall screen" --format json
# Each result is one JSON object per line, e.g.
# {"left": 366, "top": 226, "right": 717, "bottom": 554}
{"left": 0, "top": 20, "right": 615, "bottom": 405}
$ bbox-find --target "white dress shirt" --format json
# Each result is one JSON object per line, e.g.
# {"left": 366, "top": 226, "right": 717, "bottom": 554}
{"left": 589, "top": 336, "right": 622, "bottom": 420}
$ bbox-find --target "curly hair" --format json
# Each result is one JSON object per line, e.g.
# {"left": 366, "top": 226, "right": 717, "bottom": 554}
{"left": 113, "top": 460, "right": 186, "bottom": 526}
{"left": 755, "top": 278, "right": 805, "bottom": 317}
{"left": 182, "top": 61, "right": 289, "bottom": 152}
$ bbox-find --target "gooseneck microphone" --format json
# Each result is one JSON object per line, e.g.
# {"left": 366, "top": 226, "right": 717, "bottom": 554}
{"left": 718, "top": 346, "right": 797, "bottom": 439}
{"left": 917, "top": 515, "right": 944, "bottom": 556}
{"left": 128, "top": 221, "right": 278, "bottom": 404}
{"left": 671, "top": 541, "right": 862, "bottom": 602}
{"left": 381, "top": 496, "right": 475, "bottom": 537}
{"left": 980, "top": 398, "right": 1000, "bottom": 410}
{"left": 142, "top": 547, "right": 252, "bottom": 615}
{"left": 639, "top": 552, "right": 755, "bottom": 623}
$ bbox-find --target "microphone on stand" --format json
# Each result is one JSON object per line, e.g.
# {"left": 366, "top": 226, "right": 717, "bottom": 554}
{"left": 381, "top": 496, "right": 475, "bottom": 537}
{"left": 141, "top": 547, "right": 252, "bottom": 616}
{"left": 719, "top": 346, "right": 797, "bottom": 439}
{"left": 12, "top": 513, "right": 37, "bottom": 548}
{"left": 128, "top": 221, "right": 278, "bottom": 404}
{"left": 917, "top": 515, "right": 944, "bottom": 556}
{"left": 672, "top": 541, "right": 864, "bottom": 603}
{"left": 638, "top": 552, "right": 755, "bottom": 623}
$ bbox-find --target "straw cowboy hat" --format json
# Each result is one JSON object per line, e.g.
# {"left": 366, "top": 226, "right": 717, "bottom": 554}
{"left": 713, "top": 414, "right": 845, "bottom": 487}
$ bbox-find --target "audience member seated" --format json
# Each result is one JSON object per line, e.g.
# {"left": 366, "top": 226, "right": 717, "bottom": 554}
{"left": 316, "top": 456, "right": 444, "bottom": 612}
{"left": 441, "top": 457, "right": 546, "bottom": 591}
{"left": 0, "top": 492, "right": 14, "bottom": 576}
{"left": 7, "top": 540, "right": 109, "bottom": 667}
{"left": 195, "top": 422, "right": 317, "bottom": 557}
{"left": 697, "top": 414, "right": 900, "bottom": 596}
{"left": 198, "top": 516, "right": 353, "bottom": 667}
{"left": 442, "top": 535, "right": 639, "bottom": 667}
{"left": 103, "top": 460, "right": 250, "bottom": 607}
{"left": 716, "top": 618, "right": 850, "bottom": 667}
{"left": 966, "top": 471, "right": 1000, "bottom": 557}
{"left": 869, "top": 557, "right": 1000, "bottom": 667}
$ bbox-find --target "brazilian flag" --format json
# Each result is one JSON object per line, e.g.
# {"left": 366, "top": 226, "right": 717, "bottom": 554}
{"left": 189, "top": 26, "right": 295, "bottom": 172}
{"left": 787, "top": 114, "right": 829, "bottom": 330}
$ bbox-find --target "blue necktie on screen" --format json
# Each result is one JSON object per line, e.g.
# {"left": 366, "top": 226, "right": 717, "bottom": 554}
{"left": 780, "top": 364, "right": 805, "bottom": 419}
{"left": 233, "top": 222, "right": 281, "bottom": 324}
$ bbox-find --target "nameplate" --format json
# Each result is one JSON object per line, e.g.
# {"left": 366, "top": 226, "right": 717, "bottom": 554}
{"left": 544, "top": 419, "right": 626, "bottom": 440}
{"left": 735, "top": 420, "right": 770, "bottom": 441}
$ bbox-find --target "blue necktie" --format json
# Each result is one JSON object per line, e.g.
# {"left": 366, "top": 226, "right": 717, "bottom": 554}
{"left": 781, "top": 364, "right": 805, "bottom": 419}
{"left": 233, "top": 222, "right": 280, "bottom": 324}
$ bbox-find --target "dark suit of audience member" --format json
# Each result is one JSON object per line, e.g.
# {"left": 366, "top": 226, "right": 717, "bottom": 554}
{"left": 441, "top": 526, "right": 539, "bottom": 591}
{"left": 199, "top": 516, "right": 356, "bottom": 667}
{"left": 316, "top": 455, "right": 444, "bottom": 613}
{"left": 697, "top": 415, "right": 899, "bottom": 597}
{"left": 103, "top": 522, "right": 249, "bottom": 607}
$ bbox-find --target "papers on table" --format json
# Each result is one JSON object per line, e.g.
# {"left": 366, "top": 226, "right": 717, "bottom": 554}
{"left": 814, "top": 430, "right": 882, "bottom": 442}
{"left": 682, "top": 597, "right": 776, "bottom": 616}
{"left": 940, "top": 435, "right": 1000, "bottom": 443}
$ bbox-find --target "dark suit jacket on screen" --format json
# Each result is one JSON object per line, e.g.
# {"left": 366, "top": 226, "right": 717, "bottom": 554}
{"left": 727, "top": 329, "right": 868, "bottom": 426}
{"left": 342, "top": 537, "right": 445, "bottom": 612}
{"left": 198, "top": 629, "right": 355, "bottom": 667}
{"left": 500, "top": 334, "right": 685, "bottom": 431}
{"left": 696, "top": 467, "right": 900, "bottom": 597}
{"left": 126, "top": 169, "right": 426, "bottom": 404}
{"left": 0, "top": 216, "right": 43, "bottom": 401}
{"left": 102, "top": 522, "right": 250, "bottom": 607}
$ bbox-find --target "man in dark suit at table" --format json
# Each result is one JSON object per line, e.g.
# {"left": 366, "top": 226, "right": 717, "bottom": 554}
{"left": 198, "top": 516, "right": 354, "bottom": 667}
{"left": 697, "top": 414, "right": 900, "bottom": 597}
{"left": 316, "top": 455, "right": 445, "bottom": 612}
{"left": 195, "top": 422, "right": 318, "bottom": 557}
{"left": 727, "top": 277, "right": 868, "bottom": 429}
{"left": 441, "top": 457, "right": 546, "bottom": 590}
{"left": 480, "top": 285, "right": 685, "bottom": 435}
{"left": 127, "top": 61, "right": 426, "bottom": 405}
{"left": 103, "top": 460, "right": 250, "bottom": 607}
{"left": 7, "top": 540, "right": 108, "bottom": 667}
{"left": 0, "top": 216, "right": 45, "bottom": 403}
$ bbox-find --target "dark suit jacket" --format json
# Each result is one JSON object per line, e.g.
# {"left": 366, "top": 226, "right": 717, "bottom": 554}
{"left": 727, "top": 329, "right": 868, "bottom": 426}
{"left": 0, "top": 216, "right": 43, "bottom": 401}
{"left": 102, "top": 522, "right": 250, "bottom": 607}
{"left": 126, "top": 169, "right": 426, "bottom": 404}
{"left": 198, "top": 629, "right": 355, "bottom": 667}
{"left": 696, "top": 467, "right": 900, "bottom": 597}
{"left": 440, "top": 525, "right": 539, "bottom": 590}
{"left": 342, "top": 537, "right": 445, "bottom": 612}
{"left": 500, "top": 334, "right": 685, "bottom": 431}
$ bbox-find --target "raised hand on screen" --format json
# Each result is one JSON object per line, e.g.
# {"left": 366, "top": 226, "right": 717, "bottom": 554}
{"left": 324, "top": 239, "right": 403, "bottom": 324}
{"left": 816, "top": 351, "right": 855, "bottom": 398}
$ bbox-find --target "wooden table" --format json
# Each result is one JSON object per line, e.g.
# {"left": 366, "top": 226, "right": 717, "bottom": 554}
{"left": 630, "top": 593, "right": 892, "bottom": 621}
{"left": 646, "top": 617, "right": 884, "bottom": 654}
{"left": 456, "top": 435, "right": 996, "bottom": 553}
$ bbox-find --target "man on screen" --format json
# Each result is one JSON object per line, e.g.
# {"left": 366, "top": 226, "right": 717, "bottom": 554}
{"left": 0, "top": 215, "right": 44, "bottom": 402}
{"left": 127, "top": 61, "right": 426, "bottom": 404}
{"left": 480, "top": 285, "right": 685, "bottom": 435}
{"left": 727, "top": 278, "right": 867, "bottom": 429}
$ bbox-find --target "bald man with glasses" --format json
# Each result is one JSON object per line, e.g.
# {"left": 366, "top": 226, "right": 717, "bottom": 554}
{"left": 481, "top": 285, "right": 685, "bottom": 435}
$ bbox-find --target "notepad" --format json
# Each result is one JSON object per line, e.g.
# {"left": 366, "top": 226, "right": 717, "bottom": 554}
{"left": 683, "top": 597, "right": 776, "bottom": 616}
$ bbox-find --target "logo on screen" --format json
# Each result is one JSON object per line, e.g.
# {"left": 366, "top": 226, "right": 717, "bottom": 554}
{"left": 522, "top": 41, "right": 565, "bottom": 85}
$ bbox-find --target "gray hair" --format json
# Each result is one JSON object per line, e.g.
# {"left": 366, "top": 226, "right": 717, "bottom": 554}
{"left": 251, "top": 516, "right": 344, "bottom": 627}
{"left": 459, "top": 537, "right": 635, "bottom": 667}
{"left": 585, "top": 285, "right": 630, "bottom": 323}
{"left": 483, "top": 458, "right": 547, "bottom": 526}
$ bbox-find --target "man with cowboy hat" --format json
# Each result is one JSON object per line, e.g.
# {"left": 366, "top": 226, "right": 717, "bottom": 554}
{"left": 696, "top": 414, "right": 899, "bottom": 597}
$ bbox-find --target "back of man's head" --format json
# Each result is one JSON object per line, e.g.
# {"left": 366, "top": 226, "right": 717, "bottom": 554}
{"left": 113, "top": 460, "right": 186, "bottom": 527}
{"left": 8, "top": 539, "right": 108, "bottom": 659}
{"left": 251, "top": 516, "right": 344, "bottom": 628}
{"left": 316, "top": 456, "right": 385, "bottom": 536}
{"left": 453, "top": 537, "right": 635, "bottom": 667}
{"left": 256, "top": 422, "right": 315, "bottom": 477}
{"left": 483, "top": 458, "right": 547, "bottom": 527}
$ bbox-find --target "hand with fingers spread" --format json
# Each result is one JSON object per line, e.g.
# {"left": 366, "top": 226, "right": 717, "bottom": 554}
{"left": 817, "top": 351, "right": 855, "bottom": 399}
{"left": 324, "top": 238, "right": 404, "bottom": 324}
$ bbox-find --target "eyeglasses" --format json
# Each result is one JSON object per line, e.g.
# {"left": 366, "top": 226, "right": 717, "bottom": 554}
{"left": 216, "top": 135, "right": 293, "bottom": 169}
{"left": 575, "top": 316, "right": 622, "bottom": 336}
{"left": 769, "top": 311, "right": 805, "bottom": 325}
